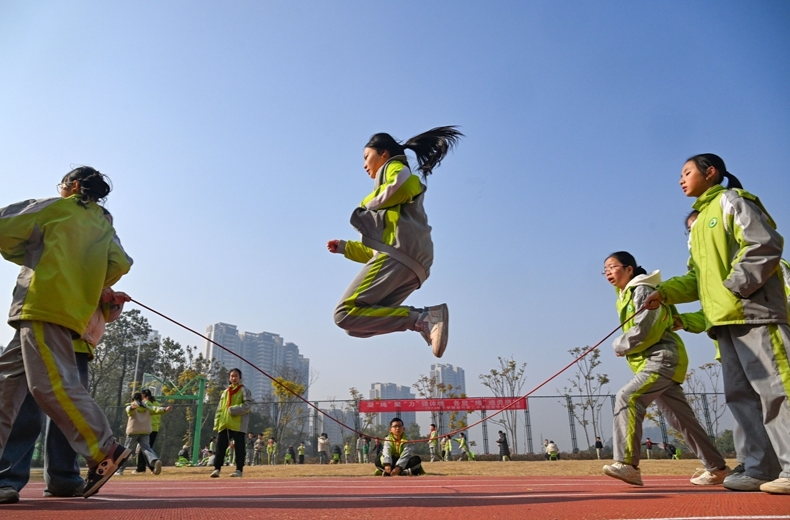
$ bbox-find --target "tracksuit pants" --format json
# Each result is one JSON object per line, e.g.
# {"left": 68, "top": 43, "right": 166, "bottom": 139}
{"left": 0, "top": 352, "right": 90, "bottom": 495}
{"left": 0, "top": 322, "right": 116, "bottom": 468}
{"left": 214, "top": 429, "right": 245, "bottom": 472}
{"left": 716, "top": 324, "right": 790, "bottom": 480}
{"left": 612, "top": 370, "right": 725, "bottom": 470}
{"left": 334, "top": 253, "right": 422, "bottom": 337}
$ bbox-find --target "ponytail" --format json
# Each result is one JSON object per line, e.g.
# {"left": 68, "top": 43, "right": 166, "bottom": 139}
{"left": 365, "top": 126, "right": 463, "bottom": 180}
{"left": 686, "top": 153, "right": 743, "bottom": 189}
{"left": 61, "top": 166, "right": 112, "bottom": 207}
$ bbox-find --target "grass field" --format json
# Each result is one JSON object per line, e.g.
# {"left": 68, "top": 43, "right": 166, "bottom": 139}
{"left": 28, "top": 458, "right": 739, "bottom": 481}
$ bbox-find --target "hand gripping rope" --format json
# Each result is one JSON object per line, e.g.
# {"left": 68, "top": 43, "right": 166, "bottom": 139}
{"left": 131, "top": 298, "right": 645, "bottom": 444}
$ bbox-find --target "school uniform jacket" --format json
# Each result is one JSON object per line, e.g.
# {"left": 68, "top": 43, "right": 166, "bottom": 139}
{"left": 339, "top": 156, "right": 434, "bottom": 286}
{"left": 658, "top": 185, "right": 786, "bottom": 327}
{"left": 381, "top": 432, "right": 414, "bottom": 469}
{"left": 213, "top": 383, "right": 253, "bottom": 433}
{"left": 614, "top": 270, "right": 688, "bottom": 384}
{"left": 0, "top": 195, "right": 132, "bottom": 335}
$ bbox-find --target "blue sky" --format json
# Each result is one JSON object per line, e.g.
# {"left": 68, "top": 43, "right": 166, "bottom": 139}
{"left": 1, "top": 1, "right": 789, "bottom": 449}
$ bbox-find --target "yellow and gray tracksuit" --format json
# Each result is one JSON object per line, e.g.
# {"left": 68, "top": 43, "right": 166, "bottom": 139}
{"left": 611, "top": 271, "right": 725, "bottom": 470}
{"left": 0, "top": 195, "right": 132, "bottom": 467}
{"left": 658, "top": 185, "right": 790, "bottom": 481}
{"left": 334, "top": 156, "right": 433, "bottom": 337}
{"left": 213, "top": 383, "right": 252, "bottom": 472}
{"left": 376, "top": 433, "right": 422, "bottom": 473}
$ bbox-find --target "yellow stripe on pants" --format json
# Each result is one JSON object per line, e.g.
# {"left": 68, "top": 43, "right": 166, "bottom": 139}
{"left": 33, "top": 322, "right": 106, "bottom": 462}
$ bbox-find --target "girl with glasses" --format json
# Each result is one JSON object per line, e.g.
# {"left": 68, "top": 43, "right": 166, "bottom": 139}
{"left": 601, "top": 251, "right": 728, "bottom": 487}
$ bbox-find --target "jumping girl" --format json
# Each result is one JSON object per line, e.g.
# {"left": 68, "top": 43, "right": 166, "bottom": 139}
{"left": 327, "top": 126, "right": 463, "bottom": 358}
{"left": 0, "top": 166, "right": 133, "bottom": 499}
{"left": 645, "top": 154, "right": 790, "bottom": 494}
{"left": 601, "top": 251, "right": 728, "bottom": 487}
{"left": 211, "top": 368, "right": 252, "bottom": 478}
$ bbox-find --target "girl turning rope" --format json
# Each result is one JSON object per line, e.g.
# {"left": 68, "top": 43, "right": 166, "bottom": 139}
{"left": 0, "top": 167, "right": 133, "bottom": 499}
{"left": 645, "top": 154, "right": 790, "bottom": 494}
{"left": 601, "top": 252, "right": 727, "bottom": 487}
{"left": 327, "top": 127, "right": 462, "bottom": 358}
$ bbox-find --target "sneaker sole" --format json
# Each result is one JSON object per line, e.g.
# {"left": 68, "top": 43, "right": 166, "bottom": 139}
{"left": 153, "top": 460, "right": 162, "bottom": 475}
{"left": 603, "top": 466, "right": 643, "bottom": 486}
{"left": 432, "top": 304, "right": 449, "bottom": 358}
{"left": 83, "top": 447, "right": 132, "bottom": 498}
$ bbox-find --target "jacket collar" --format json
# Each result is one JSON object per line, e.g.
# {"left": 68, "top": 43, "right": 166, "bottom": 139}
{"left": 618, "top": 270, "right": 661, "bottom": 300}
{"left": 693, "top": 184, "right": 726, "bottom": 212}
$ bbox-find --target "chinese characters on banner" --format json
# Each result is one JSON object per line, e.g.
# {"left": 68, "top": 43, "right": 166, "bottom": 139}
{"left": 358, "top": 397, "right": 527, "bottom": 413}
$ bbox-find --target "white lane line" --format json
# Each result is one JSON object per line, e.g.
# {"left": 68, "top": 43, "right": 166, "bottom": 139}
{"left": 27, "top": 490, "right": 724, "bottom": 503}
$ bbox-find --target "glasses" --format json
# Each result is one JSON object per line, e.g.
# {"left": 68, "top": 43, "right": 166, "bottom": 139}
{"left": 601, "top": 265, "right": 624, "bottom": 276}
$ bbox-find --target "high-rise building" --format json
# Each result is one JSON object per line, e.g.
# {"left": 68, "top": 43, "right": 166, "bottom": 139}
{"left": 430, "top": 363, "right": 466, "bottom": 396}
{"left": 430, "top": 363, "right": 467, "bottom": 429}
{"left": 204, "top": 323, "right": 309, "bottom": 402}
{"left": 369, "top": 382, "right": 416, "bottom": 428}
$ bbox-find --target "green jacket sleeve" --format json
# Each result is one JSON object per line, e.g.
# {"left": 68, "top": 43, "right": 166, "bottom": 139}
{"left": 0, "top": 200, "right": 41, "bottom": 265}
{"left": 613, "top": 286, "right": 671, "bottom": 356}
{"left": 361, "top": 162, "right": 422, "bottom": 211}
{"left": 658, "top": 263, "right": 699, "bottom": 305}
{"left": 340, "top": 240, "right": 375, "bottom": 264}
{"left": 678, "top": 309, "right": 707, "bottom": 334}
{"left": 723, "top": 196, "right": 784, "bottom": 299}
{"left": 104, "top": 234, "right": 133, "bottom": 287}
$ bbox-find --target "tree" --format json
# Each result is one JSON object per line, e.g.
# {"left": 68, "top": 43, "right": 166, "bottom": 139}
{"left": 270, "top": 368, "right": 309, "bottom": 448}
{"left": 558, "top": 346, "right": 610, "bottom": 449}
{"left": 683, "top": 362, "right": 726, "bottom": 436}
{"left": 479, "top": 356, "right": 527, "bottom": 454}
{"left": 349, "top": 387, "right": 376, "bottom": 435}
{"left": 412, "top": 375, "right": 441, "bottom": 430}
{"left": 90, "top": 309, "right": 158, "bottom": 434}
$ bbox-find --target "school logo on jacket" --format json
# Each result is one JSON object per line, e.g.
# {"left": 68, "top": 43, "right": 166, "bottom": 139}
{"left": 708, "top": 217, "right": 718, "bottom": 228}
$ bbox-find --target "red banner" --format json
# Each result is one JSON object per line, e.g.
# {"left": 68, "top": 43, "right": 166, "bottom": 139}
{"left": 358, "top": 397, "right": 527, "bottom": 413}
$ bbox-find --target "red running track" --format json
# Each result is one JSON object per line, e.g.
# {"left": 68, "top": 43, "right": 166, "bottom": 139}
{"left": 5, "top": 476, "right": 789, "bottom": 520}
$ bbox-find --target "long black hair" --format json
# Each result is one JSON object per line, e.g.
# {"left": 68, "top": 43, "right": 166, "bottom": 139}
{"left": 365, "top": 126, "right": 463, "bottom": 179}
{"left": 61, "top": 166, "right": 112, "bottom": 206}
{"left": 607, "top": 251, "right": 647, "bottom": 278}
{"left": 686, "top": 153, "right": 743, "bottom": 189}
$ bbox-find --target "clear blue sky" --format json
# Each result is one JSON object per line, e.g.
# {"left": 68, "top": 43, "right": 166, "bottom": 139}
{"left": 1, "top": 1, "right": 789, "bottom": 447}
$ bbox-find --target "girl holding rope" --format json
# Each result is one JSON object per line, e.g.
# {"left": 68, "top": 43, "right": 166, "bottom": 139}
{"left": 645, "top": 154, "right": 790, "bottom": 494}
{"left": 0, "top": 166, "right": 133, "bottom": 499}
{"left": 210, "top": 368, "right": 252, "bottom": 478}
{"left": 601, "top": 251, "right": 728, "bottom": 487}
{"left": 327, "top": 126, "right": 462, "bottom": 358}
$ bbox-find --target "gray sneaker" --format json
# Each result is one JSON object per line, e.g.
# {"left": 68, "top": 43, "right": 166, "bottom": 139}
{"left": 723, "top": 473, "right": 770, "bottom": 491}
{"left": 415, "top": 304, "right": 449, "bottom": 358}
{"left": 0, "top": 486, "right": 19, "bottom": 504}
{"left": 152, "top": 460, "right": 162, "bottom": 475}
{"left": 210, "top": 469, "right": 221, "bottom": 478}
{"left": 230, "top": 470, "right": 243, "bottom": 477}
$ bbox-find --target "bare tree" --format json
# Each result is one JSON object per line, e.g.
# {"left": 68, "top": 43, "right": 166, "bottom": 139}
{"left": 479, "top": 356, "right": 527, "bottom": 454}
{"left": 558, "top": 346, "right": 610, "bottom": 449}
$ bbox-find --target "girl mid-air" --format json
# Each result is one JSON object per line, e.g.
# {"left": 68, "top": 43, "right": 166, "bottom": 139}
{"left": 327, "top": 126, "right": 462, "bottom": 358}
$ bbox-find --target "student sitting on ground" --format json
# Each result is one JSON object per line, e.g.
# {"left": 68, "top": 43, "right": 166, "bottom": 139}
{"left": 374, "top": 417, "right": 424, "bottom": 476}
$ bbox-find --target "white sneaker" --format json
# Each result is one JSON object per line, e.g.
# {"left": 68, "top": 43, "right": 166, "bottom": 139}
{"left": 603, "top": 462, "right": 643, "bottom": 486}
{"left": 723, "top": 473, "right": 770, "bottom": 491}
{"left": 415, "top": 304, "right": 449, "bottom": 358}
{"left": 690, "top": 466, "right": 729, "bottom": 485}
{"left": 210, "top": 469, "right": 220, "bottom": 478}
{"left": 760, "top": 477, "right": 790, "bottom": 494}
{"left": 230, "top": 470, "right": 243, "bottom": 477}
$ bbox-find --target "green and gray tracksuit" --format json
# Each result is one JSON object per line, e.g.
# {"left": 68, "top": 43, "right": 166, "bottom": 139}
{"left": 376, "top": 433, "right": 422, "bottom": 473}
{"left": 611, "top": 270, "right": 725, "bottom": 470}
{"left": 0, "top": 195, "right": 132, "bottom": 467}
{"left": 657, "top": 184, "right": 790, "bottom": 480}
{"left": 334, "top": 156, "right": 433, "bottom": 337}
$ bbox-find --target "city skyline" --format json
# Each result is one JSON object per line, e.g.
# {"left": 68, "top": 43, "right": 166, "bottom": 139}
{"left": 203, "top": 322, "right": 310, "bottom": 402}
